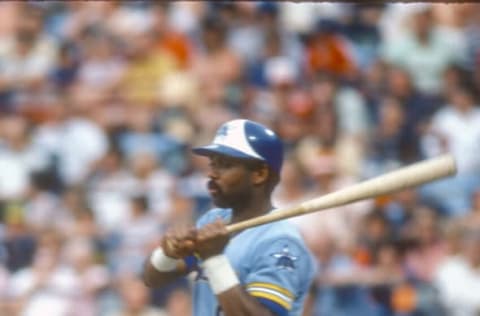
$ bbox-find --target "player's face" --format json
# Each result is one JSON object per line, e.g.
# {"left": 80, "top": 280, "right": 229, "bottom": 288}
{"left": 207, "top": 155, "right": 255, "bottom": 208}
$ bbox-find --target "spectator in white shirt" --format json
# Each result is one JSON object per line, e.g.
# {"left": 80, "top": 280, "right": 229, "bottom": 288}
{"left": 381, "top": 6, "right": 466, "bottom": 96}
{"left": 420, "top": 86, "right": 480, "bottom": 216}
{"left": 434, "top": 230, "right": 480, "bottom": 316}
{"left": 0, "top": 6, "right": 58, "bottom": 97}
{"left": 0, "top": 115, "right": 49, "bottom": 200}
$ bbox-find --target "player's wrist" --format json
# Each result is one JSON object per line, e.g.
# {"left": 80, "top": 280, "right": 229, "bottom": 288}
{"left": 150, "top": 247, "right": 181, "bottom": 272}
{"left": 202, "top": 254, "right": 239, "bottom": 294}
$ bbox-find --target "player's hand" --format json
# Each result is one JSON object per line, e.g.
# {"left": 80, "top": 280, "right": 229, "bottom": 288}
{"left": 161, "top": 225, "right": 197, "bottom": 259}
{"left": 194, "top": 219, "right": 230, "bottom": 259}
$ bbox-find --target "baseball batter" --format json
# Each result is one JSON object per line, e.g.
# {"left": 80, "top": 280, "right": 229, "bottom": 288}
{"left": 143, "top": 119, "right": 316, "bottom": 316}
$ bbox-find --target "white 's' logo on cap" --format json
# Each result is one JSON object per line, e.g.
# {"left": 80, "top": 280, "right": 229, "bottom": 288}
{"left": 214, "top": 124, "right": 230, "bottom": 143}
{"left": 211, "top": 120, "right": 263, "bottom": 160}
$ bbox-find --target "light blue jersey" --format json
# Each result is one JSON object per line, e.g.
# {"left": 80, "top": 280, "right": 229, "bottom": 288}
{"left": 188, "top": 208, "right": 316, "bottom": 316}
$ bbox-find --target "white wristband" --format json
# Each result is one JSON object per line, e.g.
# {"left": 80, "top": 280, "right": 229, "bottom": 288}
{"left": 202, "top": 254, "right": 239, "bottom": 294}
{"left": 150, "top": 248, "right": 179, "bottom": 272}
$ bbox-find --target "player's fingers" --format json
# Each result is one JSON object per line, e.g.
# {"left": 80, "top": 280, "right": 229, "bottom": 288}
{"left": 174, "top": 225, "right": 196, "bottom": 242}
{"left": 199, "top": 223, "right": 214, "bottom": 239}
{"left": 176, "top": 226, "right": 196, "bottom": 250}
{"left": 162, "top": 233, "right": 177, "bottom": 255}
{"left": 165, "top": 238, "right": 176, "bottom": 253}
{"left": 162, "top": 231, "right": 174, "bottom": 246}
{"left": 205, "top": 220, "right": 227, "bottom": 238}
{"left": 187, "top": 227, "right": 198, "bottom": 240}
{"left": 196, "top": 225, "right": 210, "bottom": 243}
{"left": 170, "top": 227, "right": 187, "bottom": 246}
{"left": 213, "top": 219, "right": 227, "bottom": 233}
{"left": 183, "top": 239, "right": 195, "bottom": 251}
{"left": 197, "top": 222, "right": 222, "bottom": 242}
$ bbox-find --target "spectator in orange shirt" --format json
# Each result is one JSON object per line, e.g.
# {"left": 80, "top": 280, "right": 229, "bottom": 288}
{"left": 305, "top": 19, "right": 357, "bottom": 80}
{"left": 151, "top": 4, "right": 193, "bottom": 69}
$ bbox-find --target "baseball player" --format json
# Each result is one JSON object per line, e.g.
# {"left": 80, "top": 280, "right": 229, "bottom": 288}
{"left": 143, "top": 119, "right": 316, "bottom": 316}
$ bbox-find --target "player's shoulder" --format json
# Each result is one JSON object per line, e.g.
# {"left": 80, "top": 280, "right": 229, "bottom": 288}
{"left": 253, "top": 219, "right": 312, "bottom": 258}
{"left": 196, "top": 207, "right": 232, "bottom": 228}
{"left": 260, "top": 218, "right": 304, "bottom": 242}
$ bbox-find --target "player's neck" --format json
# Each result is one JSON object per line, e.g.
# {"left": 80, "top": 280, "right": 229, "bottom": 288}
{"left": 230, "top": 197, "right": 273, "bottom": 224}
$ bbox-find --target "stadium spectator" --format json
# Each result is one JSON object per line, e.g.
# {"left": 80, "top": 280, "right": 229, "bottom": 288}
{"left": 0, "top": 3, "right": 478, "bottom": 315}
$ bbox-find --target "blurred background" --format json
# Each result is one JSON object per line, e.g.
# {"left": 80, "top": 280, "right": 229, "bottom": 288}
{"left": 0, "top": 2, "right": 479, "bottom": 316}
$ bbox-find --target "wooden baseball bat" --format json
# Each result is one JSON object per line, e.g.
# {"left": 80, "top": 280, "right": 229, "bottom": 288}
{"left": 226, "top": 154, "right": 457, "bottom": 234}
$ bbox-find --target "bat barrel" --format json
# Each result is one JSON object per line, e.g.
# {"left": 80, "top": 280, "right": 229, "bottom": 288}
{"left": 226, "top": 154, "right": 457, "bottom": 234}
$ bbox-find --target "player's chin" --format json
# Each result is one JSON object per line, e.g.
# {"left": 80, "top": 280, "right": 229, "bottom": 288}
{"left": 211, "top": 195, "right": 230, "bottom": 208}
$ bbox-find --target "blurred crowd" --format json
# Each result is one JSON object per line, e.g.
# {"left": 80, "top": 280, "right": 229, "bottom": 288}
{"left": 0, "top": 2, "right": 480, "bottom": 316}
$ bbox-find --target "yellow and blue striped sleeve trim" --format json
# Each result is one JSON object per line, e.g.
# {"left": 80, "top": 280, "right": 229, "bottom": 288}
{"left": 246, "top": 282, "right": 294, "bottom": 310}
{"left": 256, "top": 297, "right": 289, "bottom": 316}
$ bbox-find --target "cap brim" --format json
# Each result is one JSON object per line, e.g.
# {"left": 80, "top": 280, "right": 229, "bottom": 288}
{"left": 192, "top": 144, "right": 263, "bottom": 161}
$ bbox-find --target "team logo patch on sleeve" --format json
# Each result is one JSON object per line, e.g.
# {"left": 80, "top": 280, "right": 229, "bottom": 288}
{"left": 271, "top": 245, "right": 298, "bottom": 270}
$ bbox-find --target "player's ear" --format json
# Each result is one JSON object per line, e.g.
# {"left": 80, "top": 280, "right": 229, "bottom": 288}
{"left": 251, "top": 164, "right": 270, "bottom": 185}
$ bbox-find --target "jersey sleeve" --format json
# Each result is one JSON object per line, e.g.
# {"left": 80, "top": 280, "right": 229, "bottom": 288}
{"left": 244, "top": 237, "right": 315, "bottom": 316}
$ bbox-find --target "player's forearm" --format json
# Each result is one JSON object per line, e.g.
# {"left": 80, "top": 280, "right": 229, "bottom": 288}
{"left": 216, "top": 286, "right": 275, "bottom": 316}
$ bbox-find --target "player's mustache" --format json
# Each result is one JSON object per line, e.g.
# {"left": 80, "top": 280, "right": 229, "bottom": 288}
{"left": 207, "top": 180, "right": 221, "bottom": 192}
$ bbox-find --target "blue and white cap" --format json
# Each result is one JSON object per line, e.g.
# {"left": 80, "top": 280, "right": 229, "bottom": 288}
{"left": 193, "top": 119, "right": 284, "bottom": 173}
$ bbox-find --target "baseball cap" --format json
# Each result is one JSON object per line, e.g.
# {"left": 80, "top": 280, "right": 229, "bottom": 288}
{"left": 193, "top": 119, "right": 284, "bottom": 173}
